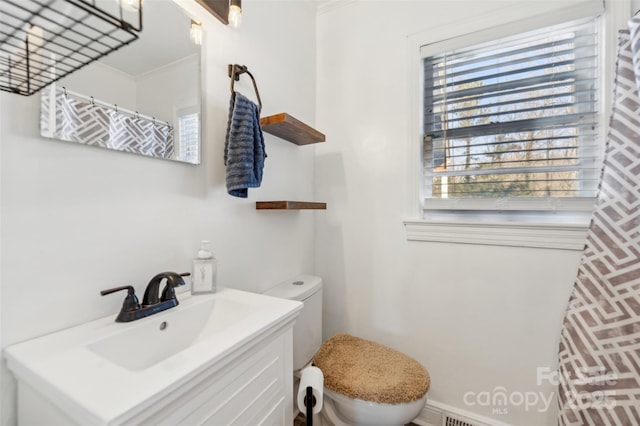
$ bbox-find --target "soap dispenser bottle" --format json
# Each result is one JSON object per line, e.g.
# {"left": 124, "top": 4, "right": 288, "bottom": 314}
{"left": 191, "top": 240, "right": 217, "bottom": 294}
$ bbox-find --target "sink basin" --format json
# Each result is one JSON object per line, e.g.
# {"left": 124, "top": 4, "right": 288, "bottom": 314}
{"left": 88, "top": 296, "right": 255, "bottom": 370}
{"left": 4, "top": 288, "right": 302, "bottom": 424}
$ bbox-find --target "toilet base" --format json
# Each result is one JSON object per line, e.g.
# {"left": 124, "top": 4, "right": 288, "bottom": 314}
{"left": 320, "top": 388, "right": 426, "bottom": 426}
{"left": 320, "top": 396, "right": 351, "bottom": 426}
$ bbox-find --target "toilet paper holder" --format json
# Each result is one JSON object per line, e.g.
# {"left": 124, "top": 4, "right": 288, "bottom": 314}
{"left": 298, "top": 365, "right": 323, "bottom": 425}
{"left": 305, "top": 386, "right": 315, "bottom": 426}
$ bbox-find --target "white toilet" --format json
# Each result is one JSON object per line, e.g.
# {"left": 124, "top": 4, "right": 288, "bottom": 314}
{"left": 263, "top": 275, "right": 429, "bottom": 426}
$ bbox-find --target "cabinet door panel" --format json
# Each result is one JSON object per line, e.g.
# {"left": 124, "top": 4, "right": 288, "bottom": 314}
{"left": 138, "top": 333, "right": 286, "bottom": 426}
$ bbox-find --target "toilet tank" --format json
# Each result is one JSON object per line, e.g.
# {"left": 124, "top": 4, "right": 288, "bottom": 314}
{"left": 263, "top": 275, "right": 322, "bottom": 371}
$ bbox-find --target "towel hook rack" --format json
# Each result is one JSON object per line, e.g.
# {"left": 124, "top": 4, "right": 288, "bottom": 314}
{"left": 228, "top": 64, "right": 262, "bottom": 109}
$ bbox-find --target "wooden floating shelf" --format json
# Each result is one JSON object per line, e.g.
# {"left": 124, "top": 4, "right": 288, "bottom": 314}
{"left": 260, "top": 113, "right": 325, "bottom": 146}
{"left": 256, "top": 201, "right": 327, "bottom": 210}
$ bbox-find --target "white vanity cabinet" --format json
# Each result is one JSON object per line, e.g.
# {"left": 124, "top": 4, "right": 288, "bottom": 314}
{"left": 6, "top": 289, "right": 301, "bottom": 426}
{"left": 16, "top": 327, "right": 295, "bottom": 426}
{"left": 134, "top": 329, "right": 294, "bottom": 426}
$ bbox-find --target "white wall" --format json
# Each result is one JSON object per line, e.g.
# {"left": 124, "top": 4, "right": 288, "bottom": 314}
{"left": 0, "top": 1, "right": 317, "bottom": 424}
{"left": 136, "top": 55, "right": 200, "bottom": 124}
{"left": 314, "top": 1, "right": 625, "bottom": 425}
{"left": 59, "top": 62, "right": 137, "bottom": 110}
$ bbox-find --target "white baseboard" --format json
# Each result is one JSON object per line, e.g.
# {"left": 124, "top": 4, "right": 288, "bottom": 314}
{"left": 411, "top": 402, "right": 440, "bottom": 426}
{"left": 413, "top": 399, "right": 514, "bottom": 426}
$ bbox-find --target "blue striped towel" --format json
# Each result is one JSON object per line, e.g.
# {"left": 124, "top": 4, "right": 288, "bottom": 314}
{"left": 224, "top": 92, "right": 266, "bottom": 198}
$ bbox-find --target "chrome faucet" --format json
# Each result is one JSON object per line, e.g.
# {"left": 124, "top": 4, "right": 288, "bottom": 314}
{"left": 101, "top": 272, "right": 189, "bottom": 322}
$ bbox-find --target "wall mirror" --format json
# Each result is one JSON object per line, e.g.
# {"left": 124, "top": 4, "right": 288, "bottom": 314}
{"left": 40, "top": 0, "right": 202, "bottom": 165}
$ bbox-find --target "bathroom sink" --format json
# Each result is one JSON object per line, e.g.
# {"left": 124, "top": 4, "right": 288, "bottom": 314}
{"left": 88, "top": 295, "right": 255, "bottom": 370}
{"left": 4, "top": 288, "right": 302, "bottom": 425}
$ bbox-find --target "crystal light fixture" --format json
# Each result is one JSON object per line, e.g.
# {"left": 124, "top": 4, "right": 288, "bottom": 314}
{"left": 119, "top": 0, "right": 141, "bottom": 12}
{"left": 228, "top": 0, "right": 242, "bottom": 29}
{"left": 190, "top": 20, "right": 202, "bottom": 45}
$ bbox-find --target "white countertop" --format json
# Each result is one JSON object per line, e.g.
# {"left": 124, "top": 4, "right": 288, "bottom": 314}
{"left": 4, "top": 288, "right": 302, "bottom": 425}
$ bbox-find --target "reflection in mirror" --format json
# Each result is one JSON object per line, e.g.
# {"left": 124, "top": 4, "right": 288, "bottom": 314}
{"left": 39, "top": 0, "right": 202, "bottom": 164}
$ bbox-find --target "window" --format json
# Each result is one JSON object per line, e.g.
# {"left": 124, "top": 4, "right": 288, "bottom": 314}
{"left": 176, "top": 106, "right": 200, "bottom": 163}
{"left": 421, "top": 16, "right": 601, "bottom": 218}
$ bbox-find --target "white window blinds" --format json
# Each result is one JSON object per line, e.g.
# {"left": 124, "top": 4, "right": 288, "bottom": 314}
{"left": 177, "top": 110, "right": 200, "bottom": 163}
{"left": 422, "top": 16, "right": 600, "bottom": 210}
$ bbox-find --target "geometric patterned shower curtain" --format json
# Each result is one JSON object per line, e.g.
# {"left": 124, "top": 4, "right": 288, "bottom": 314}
{"left": 557, "top": 26, "right": 640, "bottom": 426}
{"left": 40, "top": 86, "right": 174, "bottom": 159}
{"left": 106, "top": 109, "right": 174, "bottom": 158}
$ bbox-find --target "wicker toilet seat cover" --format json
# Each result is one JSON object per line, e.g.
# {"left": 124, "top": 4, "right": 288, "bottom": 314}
{"left": 312, "top": 333, "right": 430, "bottom": 404}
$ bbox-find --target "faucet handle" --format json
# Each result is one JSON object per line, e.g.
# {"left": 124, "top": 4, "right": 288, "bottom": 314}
{"left": 100, "top": 285, "right": 141, "bottom": 314}
{"left": 160, "top": 272, "right": 189, "bottom": 302}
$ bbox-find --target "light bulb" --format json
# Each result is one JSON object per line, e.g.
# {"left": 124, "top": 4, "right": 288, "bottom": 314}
{"left": 119, "top": 0, "right": 141, "bottom": 12}
{"left": 27, "top": 25, "right": 44, "bottom": 52}
{"left": 228, "top": 4, "right": 242, "bottom": 28}
{"left": 190, "top": 21, "right": 202, "bottom": 45}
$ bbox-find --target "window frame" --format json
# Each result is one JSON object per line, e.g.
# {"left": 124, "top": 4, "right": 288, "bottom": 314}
{"left": 403, "top": 0, "right": 626, "bottom": 249}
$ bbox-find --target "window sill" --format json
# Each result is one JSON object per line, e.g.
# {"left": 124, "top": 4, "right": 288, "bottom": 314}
{"left": 403, "top": 219, "right": 589, "bottom": 250}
